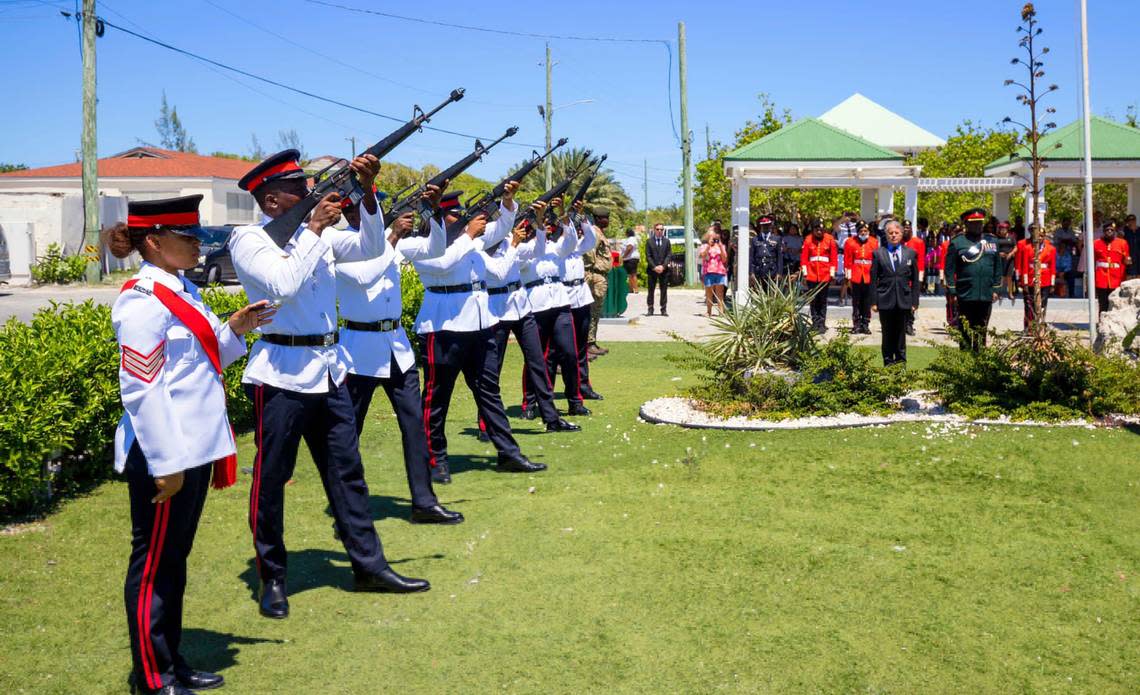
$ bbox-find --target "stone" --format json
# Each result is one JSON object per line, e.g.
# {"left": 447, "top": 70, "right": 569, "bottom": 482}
{"left": 1093, "top": 279, "right": 1140, "bottom": 356}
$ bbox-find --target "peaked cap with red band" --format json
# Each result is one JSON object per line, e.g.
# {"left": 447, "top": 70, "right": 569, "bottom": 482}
{"left": 238, "top": 149, "right": 307, "bottom": 193}
{"left": 756, "top": 215, "right": 774, "bottom": 226}
{"left": 960, "top": 207, "right": 987, "bottom": 223}
{"left": 127, "top": 194, "right": 205, "bottom": 236}
{"left": 439, "top": 190, "right": 465, "bottom": 212}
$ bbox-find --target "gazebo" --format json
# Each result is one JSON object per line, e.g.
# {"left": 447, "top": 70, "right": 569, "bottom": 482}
{"left": 724, "top": 95, "right": 1024, "bottom": 305}
{"left": 984, "top": 116, "right": 1140, "bottom": 222}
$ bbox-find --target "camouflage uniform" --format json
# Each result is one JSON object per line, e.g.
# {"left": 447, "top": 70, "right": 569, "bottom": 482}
{"left": 584, "top": 234, "right": 611, "bottom": 345}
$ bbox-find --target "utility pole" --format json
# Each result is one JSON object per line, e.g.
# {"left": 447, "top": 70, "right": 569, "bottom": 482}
{"left": 1079, "top": 0, "right": 1097, "bottom": 344}
{"left": 81, "top": 0, "right": 100, "bottom": 283}
{"left": 679, "top": 22, "right": 695, "bottom": 284}
{"left": 644, "top": 159, "right": 649, "bottom": 230}
{"left": 705, "top": 123, "right": 712, "bottom": 160}
{"left": 346, "top": 136, "right": 357, "bottom": 158}
{"left": 544, "top": 43, "right": 553, "bottom": 190}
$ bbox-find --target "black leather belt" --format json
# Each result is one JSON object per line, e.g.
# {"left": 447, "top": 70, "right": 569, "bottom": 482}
{"left": 488, "top": 281, "right": 521, "bottom": 296}
{"left": 524, "top": 276, "right": 562, "bottom": 289}
{"left": 562, "top": 278, "right": 586, "bottom": 287}
{"left": 425, "top": 281, "right": 486, "bottom": 294}
{"left": 261, "top": 331, "right": 339, "bottom": 347}
{"left": 345, "top": 319, "right": 400, "bottom": 332}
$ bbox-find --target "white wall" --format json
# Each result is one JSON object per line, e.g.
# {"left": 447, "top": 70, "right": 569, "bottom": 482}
{"left": 0, "top": 177, "right": 242, "bottom": 225}
{"left": 0, "top": 192, "right": 128, "bottom": 280}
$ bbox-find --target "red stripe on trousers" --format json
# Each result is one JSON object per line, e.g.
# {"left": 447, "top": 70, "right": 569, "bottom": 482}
{"left": 568, "top": 312, "right": 586, "bottom": 401}
{"left": 422, "top": 333, "right": 438, "bottom": 467}
{"left": 137, "top": 499, "right": 170, "bottom": 690}
{"left": 249, "top": 385, "right": 263, "bottom": 576}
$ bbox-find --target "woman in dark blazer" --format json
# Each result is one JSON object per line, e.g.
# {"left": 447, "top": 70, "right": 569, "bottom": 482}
{"left": 870, "top": 220, "right": 920, "bottom": 365}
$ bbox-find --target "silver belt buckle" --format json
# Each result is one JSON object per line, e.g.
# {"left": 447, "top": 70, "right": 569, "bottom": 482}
{"left": 322, "top": 332, "right": 335, "bottom": 347}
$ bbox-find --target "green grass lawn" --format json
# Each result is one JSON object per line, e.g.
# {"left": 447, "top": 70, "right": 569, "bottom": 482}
{"left": 1, "top": 343, "right": 1137, "bottom": 693}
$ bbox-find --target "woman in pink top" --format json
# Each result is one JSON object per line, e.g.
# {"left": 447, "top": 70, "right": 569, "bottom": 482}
{"left": 698, "top": 231, "right": 728, "bottom": 316}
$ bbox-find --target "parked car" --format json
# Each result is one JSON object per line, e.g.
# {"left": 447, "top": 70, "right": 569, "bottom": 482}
{"left": 663, "top": 225, "right": 700, "bottom": 250}
{"left": 185, "top": 226, "right": 238, "bottom": 286}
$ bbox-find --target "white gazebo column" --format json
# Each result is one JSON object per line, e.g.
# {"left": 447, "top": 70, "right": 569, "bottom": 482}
{"left": 1024, "top": 178, "right": 1047, "bottom": 226}
{"left": 993, "top": 191, "right": 1011, "bottom": 221}
{"left": 903, "top": 183, "right": 918, "bottom": 226}
{"left": 732, "top": 177, "right": 751, "bottom": 306}
{"left": 1128, "top": 180, "right": 1139, "bottom": 215}
{"left": 860, "top": 188, "right": 876, "bottom": 220}
{"left": 876, "top": 187, "right": 894, "bottom": 217}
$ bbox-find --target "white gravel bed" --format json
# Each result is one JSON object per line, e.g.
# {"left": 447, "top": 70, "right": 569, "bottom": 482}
{"left": 637, "top": 396, "right": 1133, "bottom": 431}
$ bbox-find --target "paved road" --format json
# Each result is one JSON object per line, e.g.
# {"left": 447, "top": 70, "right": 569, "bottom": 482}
{"left": 2, "top": 281, "right": 1097, "bottom": 346}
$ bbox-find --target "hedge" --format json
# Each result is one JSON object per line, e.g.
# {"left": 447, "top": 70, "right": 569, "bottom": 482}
{"left": 0, "top": 265, "right": 430, "bottom": 521}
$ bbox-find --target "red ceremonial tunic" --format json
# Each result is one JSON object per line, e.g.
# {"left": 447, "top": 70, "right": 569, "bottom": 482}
{"left": 800, "top": 233, "right": 838, "bottom": 283}
{"left": 1094, "top": 237, "right": 1130, "bottom": 289}
{"left": 843, "top": 236, "right": 878, "bottom": 284}
{"left": 1015, "top": 239, "right": 1057, "bottom": 288}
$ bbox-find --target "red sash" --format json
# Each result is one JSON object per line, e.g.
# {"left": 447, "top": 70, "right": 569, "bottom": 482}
{"left": 121, "top": 279, "right": 237, "bottom": 489}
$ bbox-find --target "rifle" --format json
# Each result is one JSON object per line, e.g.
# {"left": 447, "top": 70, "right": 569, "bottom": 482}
{"left": 387, "top": 126, "right": 519, "bottom": 220}
{"left": 567, "top": 153, "right": 607, "bottom": 225}
{"left": 515, "top": 151, "right": 595, "bottom": 232}
{"left": 445, "top": 137, "right": 569, "bottom": 235}
{"left": 262, "top": 88, "right": 465, "bottom": 248}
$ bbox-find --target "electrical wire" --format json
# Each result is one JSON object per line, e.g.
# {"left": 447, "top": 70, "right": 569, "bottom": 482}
{"left": 86, "top": 15, "right": 547, "bottom": 149}
{"left": 304, "top": 0, "right": 681, "bottom": 143}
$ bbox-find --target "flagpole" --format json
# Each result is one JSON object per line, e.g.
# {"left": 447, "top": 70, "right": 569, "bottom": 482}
{"left": 1079, "top": 0, "right": 1097, "bottom": 344}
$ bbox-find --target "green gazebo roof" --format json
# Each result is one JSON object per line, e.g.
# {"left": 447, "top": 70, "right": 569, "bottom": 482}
{"left": 723, "top": 117, "right": 904, "bottom": 162}
{"left": 984, "top": 116, "right": 1140, "bottom": 172}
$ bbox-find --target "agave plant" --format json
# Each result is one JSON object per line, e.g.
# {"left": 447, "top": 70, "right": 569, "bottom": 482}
{"left": 674, "top": 278, "right": 820, "bottom": 378}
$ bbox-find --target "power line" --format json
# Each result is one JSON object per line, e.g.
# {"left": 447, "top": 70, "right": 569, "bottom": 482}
{"left": 81, "top": 15, "right": 547, "bottom": 149}
{"left": 304, "top": 0, "right": 681, "bottom": 143}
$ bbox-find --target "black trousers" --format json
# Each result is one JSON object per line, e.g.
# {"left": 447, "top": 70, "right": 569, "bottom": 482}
{"left": 1096, "top": 287, "right": 1112, "bottom": 314}
{"left": 646, "top": 268, "right": 668, "bottom": 311}
{"left": 124, "top": 445, "right": 210, "bottom": 691}
{"left": 878, "top": 308, "right": 908, "bottom": 365}
{"left": 246, "top": 380, "right": 388, "bottom": 584}
{"left": 904, "top": 306, "right": 916, "bottom": 334}
{"left": 569, "top": 304, "right": 593, "bottom": 389}
{"left": 958, "top": 300, "right": 993, "bottom": 351}
{"left": 489, "top": 314, "right": 560, "bottom": 424}
{"left": 808, "top": 280, "right": 830, "bottom": 329}
{"left": 850, "top": 282, "right": 872, "bottom": 331}
{"left": 1022, "top": 286, "right": 1051, "bottom": 329}
{"left": 525, "top": 305, "right": 582, "bottom": 409}
{"left": 345, "top": 358, "right": 438, "bottom": 509}
{"left": 421, "top": 328, "right": 521, "bottom": 464}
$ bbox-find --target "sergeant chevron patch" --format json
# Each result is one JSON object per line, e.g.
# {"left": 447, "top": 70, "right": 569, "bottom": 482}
{"left": 121, "top": 342, "right": 165, "bottom": 383}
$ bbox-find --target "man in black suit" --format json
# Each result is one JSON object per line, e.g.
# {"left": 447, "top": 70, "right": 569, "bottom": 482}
{"left": 644, "top": 222, "right": 672, "bottom": 316}
{"left": 870, "top": 220, "right": 920, "bottom": 366}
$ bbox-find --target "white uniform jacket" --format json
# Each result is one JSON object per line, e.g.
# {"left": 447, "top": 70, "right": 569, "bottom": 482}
{"left": 336, "top": 218, "right": 446, "bottom": 378}
{"left": 522, "top": 221, "right": 577, "bottom": 313}
{"left": 412, "top": 202, "right": 516, "bottom": 334}
{"left": 112, "top": 262, "right": 247, "bottom": 477}
{"left": 559, "top": 220, "right": 597, "bottom": 309}
{"left": 228, "top": 205, "right": 386, "bottom": 393}
{"left": 482, "top": 232, "right": 542, "bottom": 322}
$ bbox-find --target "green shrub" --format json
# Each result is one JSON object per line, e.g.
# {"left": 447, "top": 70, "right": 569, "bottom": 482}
{"left": 689, "top": 335, "right": 912, "bottom": 419}
{"left": 925, "top": 329, "right": 1140, "bottom": 420}
{"left": 0, "top": 302, "right": 119, "bottom": 517}
{"left": 400, "top": 262, "right": 424, "bottom": 341}
{"left": 30, "top": 243, "right": 88, "bottom": 285}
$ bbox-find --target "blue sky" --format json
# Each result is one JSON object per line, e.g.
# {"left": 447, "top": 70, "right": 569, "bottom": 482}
{"left": 1, "top": 0, "right": 1137, "bottom": 207}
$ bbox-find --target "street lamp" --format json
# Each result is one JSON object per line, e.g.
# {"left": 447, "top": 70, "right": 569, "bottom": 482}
{"left": 537, "top": 99, "right": 594, "bottom": 188}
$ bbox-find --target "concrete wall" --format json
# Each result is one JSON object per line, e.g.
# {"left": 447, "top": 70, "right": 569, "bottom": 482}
{"left": 0, "top": 177, "right": 243, "bottom": 225}
{"left": 0, "top": 192, "right": 128, "bottom": 280}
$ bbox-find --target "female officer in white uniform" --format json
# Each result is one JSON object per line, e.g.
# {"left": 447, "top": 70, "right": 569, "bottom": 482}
{"left": 107, "top": 195, "right": 273, "bottom": 695}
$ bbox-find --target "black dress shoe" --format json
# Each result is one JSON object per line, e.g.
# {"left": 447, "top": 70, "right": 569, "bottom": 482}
{"left": 645, "top": 308, "right": 654, "bottom": 316}
{"left": 660, "top": 310, "right": 668, "bottom": 317}
{"left": 521, "top": 404, "right": 538, "bottom": 420}
{"left": 567, "top": 403, "right": 592, "bottom": 416}
{"left": 133, "top": 684, "right": 198, "bottom": 695}
{"left": 476, "top": 427, "right": 490, "bottom": 442}
{"left": 354, "top": 567, "right": 430, "bottom": 593}
{"left": 581, "top": 387, "right": 604, "bottom": 400}
{"left": 431, "top": 459, "right": 451, "bottom": 485}
{"left": 410, "top": 504, "right": 464, "bottom": 525}
{"left": 497, "top": 453, "right": 547, "bottom": 473}
{"left": 545, "top": 418, "right": 581, "bottom": 433}
{"left": 259, "top": 578, "right": 288, "bottom": 619}
{"left": 176, "top": 669, "right": 224, "bottom": 691}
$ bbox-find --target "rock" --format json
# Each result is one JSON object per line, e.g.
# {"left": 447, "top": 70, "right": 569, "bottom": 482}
{"left": 1093, "top": 279, "right": 1140, "bottom": 355}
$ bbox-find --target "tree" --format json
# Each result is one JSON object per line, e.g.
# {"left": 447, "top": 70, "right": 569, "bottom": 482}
{"left": 1003, "top": 1, "right": 1060, "bottom": 331}
{"left": 154, "top": 91, "right": 196, "bottom": 152}
{"left": 510, "top": 146, "right": 633, "bottom": 213}
{"left": 276, "top": 129, "right": 306, "bottom": 161}
{"left": 911, "top": 122, "right": 1022, "bottom": 224}
{"left": 0, "top": 163, "right": 27, "bottom": 173}
{"left": 248, "top": 133, "right": 266, "bottom": 161}
{"left": 208, "top": 151, "right": 257, "bottom": 162}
